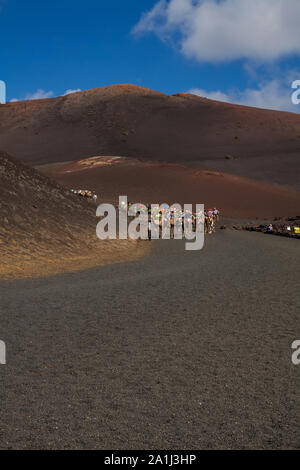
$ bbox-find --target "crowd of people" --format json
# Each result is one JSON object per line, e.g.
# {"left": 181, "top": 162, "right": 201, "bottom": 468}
{"left": 267, "top": 222, "right": 300, "bottom": 236}
{"left": 119, "top": 202, "right": 220, "bottom": 237}
{"left": 244, "top": 218, "right": 300, "bottom": 239}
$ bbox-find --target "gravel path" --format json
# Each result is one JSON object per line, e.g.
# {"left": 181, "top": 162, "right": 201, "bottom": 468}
{"left": 0, "top": 230, "right": 299, "bottom": 449}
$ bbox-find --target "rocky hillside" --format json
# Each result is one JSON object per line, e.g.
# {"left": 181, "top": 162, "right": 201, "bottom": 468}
{"left": 0, "top": 151, "right": 145, "bottom": 279}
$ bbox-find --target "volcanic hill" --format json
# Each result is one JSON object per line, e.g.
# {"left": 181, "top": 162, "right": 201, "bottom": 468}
{"left": 1, "top": 85, "right": 300, "bottom": 190}
{"left": 0, "top": 151, "right": 145, "bottom": 279}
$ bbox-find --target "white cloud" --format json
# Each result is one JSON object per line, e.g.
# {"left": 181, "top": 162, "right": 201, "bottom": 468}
{"left": 133, "top": 0, "right": 300, "bottom": 62}
{"left": 10, "top": 89, "right": 54, "bottom": 102}
{"left": 10, "top": 88, "right": 82, "bottom": 102}
{"left": 64, "top": 88, "right": 81, "bottom": 96}
{"left": 189, "top": 78, "right": 300, "bottom": 112}
{"left": 189, "top": 88, "right": 231, "bottom": 103}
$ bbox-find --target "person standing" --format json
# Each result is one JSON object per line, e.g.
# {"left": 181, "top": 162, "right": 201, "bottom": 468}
{"left": 148, "top": 220, "right": 152, "bottom": 240}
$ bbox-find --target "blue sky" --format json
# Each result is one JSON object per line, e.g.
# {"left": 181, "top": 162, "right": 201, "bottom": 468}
{"left": 1, "top": 0, "right": 300, "bottom": 112}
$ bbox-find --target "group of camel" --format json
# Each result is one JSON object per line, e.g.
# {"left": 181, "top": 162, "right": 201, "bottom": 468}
{"left": 71, "top": 189, "right": 97, "bottom": 201}
{"left": 122, "top": 204, "right": 220, "bottom": 236}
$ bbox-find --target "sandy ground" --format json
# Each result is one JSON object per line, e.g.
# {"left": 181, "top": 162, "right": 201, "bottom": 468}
{"left": 0, "top": 230, "right": 299, "bottom": 450}
{"left": 0, "top": 238, "right": 149, "bottom": 280}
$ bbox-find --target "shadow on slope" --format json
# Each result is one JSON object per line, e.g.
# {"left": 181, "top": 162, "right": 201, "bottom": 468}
{"left": 0, "top": 151, "right": 146, "bottom": 279}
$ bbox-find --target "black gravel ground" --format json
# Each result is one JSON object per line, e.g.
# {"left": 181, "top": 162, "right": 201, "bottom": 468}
{"left": 0, "top": 230, "right": 299, "bottom": 449}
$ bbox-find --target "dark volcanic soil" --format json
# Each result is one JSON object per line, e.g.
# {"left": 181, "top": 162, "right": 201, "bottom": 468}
{"left": 1, "top": 85, "right": 300, "bottom": 190}
{"left": 1, "top": 231, "right": 299, "bottom": 449}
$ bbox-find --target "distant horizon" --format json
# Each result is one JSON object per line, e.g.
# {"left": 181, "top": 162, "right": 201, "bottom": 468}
{"left": 2, "top": 81, "right": 300, "bottom": 115}
{"left": 1, "top": 1, "right": 300, "bottom": 113}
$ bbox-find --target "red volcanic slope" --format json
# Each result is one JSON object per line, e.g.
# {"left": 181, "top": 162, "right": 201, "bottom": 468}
{"left": 41, "top": 157, "right": 300, "bottom": 219}
{"left": 1, "top": 84, "right": 300, "bottom": 190}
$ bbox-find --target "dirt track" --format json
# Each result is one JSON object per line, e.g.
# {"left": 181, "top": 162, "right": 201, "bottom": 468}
{"left": 0, "top": 230, "right": 299, "bottom": 449}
